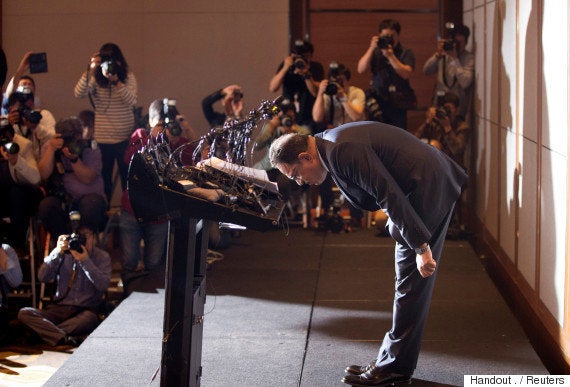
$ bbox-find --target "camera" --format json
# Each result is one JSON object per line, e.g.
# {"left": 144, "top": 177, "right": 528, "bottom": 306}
{"left": 442, "top": 39, "right": 455, "bottom": 52}
{"left": 365, "top": 89, "right": 383, "bottom": 122}
{"left": 100, "top": 59, "right": 118, "bottom": 76}
{"left": 56, "top": 121, "right": 91, "bottom": 158}
{"left": 19, "top": 106, "right": 43, "bottom": 125}
{"left": 162, "top": 99, "right": 182, "bottom": 137}
{"left": 280, "top": 115, "right": 293, "bottom": 128}
{"left": 442, "top": 21, "right": 456, "bottom": 51}
{"left": 435, "top": 106, "right": 451, "bottom": 120}
{"left": 0, "top": 119, "right": 19, "bottom": 155}
{"left": 232, "top": 89, "right": 244, "bottom": 103}
{"left": 67, "top": 211, "right": 86, "bottom": 253}
{"left": 324, "top": 82, "right": 339, "bottom": 96}
{"left": 377, "top": 35, "right": 394, "bottom": 49}
{"left": 293, "top": 55, "right": 307, "bottom": 70}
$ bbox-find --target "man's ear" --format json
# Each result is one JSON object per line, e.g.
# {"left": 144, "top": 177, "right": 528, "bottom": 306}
{"left": 298, "top": 152, "right": 312, "bottom": 162}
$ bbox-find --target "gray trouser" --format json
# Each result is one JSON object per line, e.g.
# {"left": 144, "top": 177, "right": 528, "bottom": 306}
{"left": 18, "top": 304, "right": 99, "bottom": 346}
{"left": 376, "top": 207, "right": 454, "bottom": 375}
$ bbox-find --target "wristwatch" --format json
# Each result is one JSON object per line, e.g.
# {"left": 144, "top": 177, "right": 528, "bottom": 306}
{"left": 414, "top": 244, "right": 430, "bottom": 255}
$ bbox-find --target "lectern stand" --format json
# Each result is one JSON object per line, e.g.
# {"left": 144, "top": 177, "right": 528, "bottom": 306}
{"left": 161, "top": 216, "right": 209, "bottom": 386}
{"left": 128, "top": 152, "right": 284, "bottom": 387}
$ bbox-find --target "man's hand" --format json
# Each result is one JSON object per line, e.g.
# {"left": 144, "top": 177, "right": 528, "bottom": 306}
{"left": 70, "top": 245, "right": 88, "bottom": 262}
{"left": 416, "top": 249, "right": 436, "bottom": 278}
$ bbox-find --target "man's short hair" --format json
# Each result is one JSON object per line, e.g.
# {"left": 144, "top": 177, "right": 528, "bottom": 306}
{"left": 19, "top": 75, "right": 36, "bottom": 90}
{"left": 148, "top": 99, "right": 163, "bottom": 127}
{"left": 378, "top": 19, "right": 401, "bottom": 35}
{"left": 454, "top": 24, "right": 470, "bottom": 42}
{"left": 269, "top": 133, "right": 309, "bottom": 167}
{"left": 55, "top": 117, "right": 83, "bottom": 139}
{"left": 291, "top": 39, "right": 314, "bottom": 55}
{"left": 443, "top": 92, "right": 460, "bottom": 108}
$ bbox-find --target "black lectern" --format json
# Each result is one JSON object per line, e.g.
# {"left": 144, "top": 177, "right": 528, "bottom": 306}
{"left": 128, "top": 152, "right": 284, "bottom": 386}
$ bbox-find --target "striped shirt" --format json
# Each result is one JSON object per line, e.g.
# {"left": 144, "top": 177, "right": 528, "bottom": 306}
{"left": 74, "top": 72, "right": 137, "bottom": 144}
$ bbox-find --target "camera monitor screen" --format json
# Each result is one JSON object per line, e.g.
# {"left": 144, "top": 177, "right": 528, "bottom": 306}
{"left": 29, "top": 52, "right": 48, "bottom": 74}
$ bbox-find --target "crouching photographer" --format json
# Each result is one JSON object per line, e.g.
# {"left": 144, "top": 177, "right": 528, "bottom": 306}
{"left": 18, "top": 213, "right": 111, "bottom": 347}
{"left": 37, "top": 117, "right": 107, "bottom": 243}
{"left": 413, "top": 92, "right": 469, "bottom": 169}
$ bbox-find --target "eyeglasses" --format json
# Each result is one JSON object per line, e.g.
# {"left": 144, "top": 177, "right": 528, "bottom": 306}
{"left": 287, "top": 165, "right": 302, "bottom": 184}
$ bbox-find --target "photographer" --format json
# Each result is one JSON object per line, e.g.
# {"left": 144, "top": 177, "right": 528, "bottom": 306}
{"left": 120, "top": 98, "right": 197, "bottom": 295}
{"left": 0, "top": 119, "right": 43, "bottom": 249}
{"left": 74, "top": 42, "right": 138, "bottom": 202}
{"left": 423, "top": 23, "right": 474, "bottom": 120}
{"left": 312, "top": 62, "right": 365, "bottom": 128}
{"left": 357, "top": 19, "right": 416, "bottom": 130}
{"left": 37, "top": 117, "right": 107, "bottom": 242}
{"left": 18, "top": 222, "right": 111, "bottom": 347}
{"left": 201, "top": 84, "right": 245, "bottom": 127}
{"left": 3, "top": 52, "right": 44, "bottom": 113}
{"left": 5, "top": 85, "right": 55, "bottom": 159}
{"left": 413, "top": 92, "right": 469, "bottom": 169}
{"left": 269, "top": 40, "right": 324, "bottom": 132}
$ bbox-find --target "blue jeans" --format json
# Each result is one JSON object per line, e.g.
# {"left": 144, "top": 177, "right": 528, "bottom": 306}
{"left": 119, "top": 209, "right": 168, "bottom": 275}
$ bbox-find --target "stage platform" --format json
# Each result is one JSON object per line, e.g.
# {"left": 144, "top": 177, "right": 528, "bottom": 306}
{"left": 43, "top": 227, "right": 548, "bottom": 386}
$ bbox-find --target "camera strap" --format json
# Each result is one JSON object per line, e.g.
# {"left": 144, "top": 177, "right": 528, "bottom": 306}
{"left": 52, "top": 260, "right": 77, "bottom": 304}
{"left": 442, "top": 56, "right": 457, "bottom": 89}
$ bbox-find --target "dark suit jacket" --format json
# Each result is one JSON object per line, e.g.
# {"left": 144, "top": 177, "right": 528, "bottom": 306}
{"left": 314, "top": 121, "right": 467, "bottom": 250}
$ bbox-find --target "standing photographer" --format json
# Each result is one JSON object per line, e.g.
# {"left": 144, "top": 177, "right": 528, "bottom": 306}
{"left": 37, "top": 117, "right": 107, "bottom": 242}
{"left": 357, "top": 19, "right": 416, "bottom": 130}
{"left": 5, "top": 85, "right": 55, "bottom": 160}
{"left": 269, "top": 40, "right": 324, "bottom": 132}
{"left": 0, "top": 119, "right": 43, "bottom": 249}
{"left": 423, "top": 24, "right": 474, "bottom": 120}
{"left": 18, "top": 223, "right": 111, "bottom": 347}
{"left": 74, "top": 42, "right": 138, "bottom": 202}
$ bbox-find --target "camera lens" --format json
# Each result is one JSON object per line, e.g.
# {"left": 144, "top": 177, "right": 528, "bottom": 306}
{"left": 324, "top": 83, "right": 338, "bottom": 96}
{"left": 280, "top": 116, "right": 293, "bottom": 127}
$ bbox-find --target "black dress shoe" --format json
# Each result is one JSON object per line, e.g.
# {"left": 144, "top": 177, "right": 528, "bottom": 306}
{"left": 341, "top": 368, "right": 411, "bottom": 386}
{"left": 345, "top": 359, "right": 377, "bottom": 375}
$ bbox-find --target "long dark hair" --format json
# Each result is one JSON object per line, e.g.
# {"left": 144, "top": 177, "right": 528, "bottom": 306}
{"left": 95, "top": 42, "right": 129, "bottom": 87}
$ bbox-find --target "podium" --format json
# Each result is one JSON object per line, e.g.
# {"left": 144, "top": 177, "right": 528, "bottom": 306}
{"left": 128, "top": 152, "right": 284, "bottom": 386}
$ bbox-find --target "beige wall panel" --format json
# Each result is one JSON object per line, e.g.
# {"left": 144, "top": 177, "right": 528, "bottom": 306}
{"left": 499, "top": 128, "right": 516, "bottom": 262}
{"left": 475, "top": 119, "right": 500, "bottom": 240}
{"left": 539, "top": 147, "right": 567, "bottom": 324}
{"left": 464, "top": 0, "right": 474, "bottom": 11}
{"left": 518, "top": 136, "right": 537, "bottom": 288}
{"left": 499, "top": 0, "right": 516, "bottom": 133}
{"left": 472, "top": 5, "right": 485, "bottom": 123}
{"left": 474, "top": 0, "right": 486, "bottom": 9}
{"left": 486, "top": 1, "right": 500, "bottom": 125}
{"left": 2, "top": 2, "right": 289, "bottom": 137}
{"left": 541, "top": 1, "right": 568, "bottom": 157}
{"left": 518, "top": 0, "right": 539, "bottom": 143}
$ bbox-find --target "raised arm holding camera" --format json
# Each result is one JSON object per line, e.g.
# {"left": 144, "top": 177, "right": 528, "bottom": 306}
{"left": 357, "top": 19, "right": 416, "bottom": 130}
{"left": 18, "top": 217, "right": 111, "bottom": 347}
{"left": 269, "top": 40, "right": 324, "bottom": 132}
{"left": 423, "top": 23, "right": 474, "bottom": 120}
{"left": 74, "top": 42, "right": 138, "bottom": 202}
{"left": 201, "top": 84, "right": 245, "bottom": 128}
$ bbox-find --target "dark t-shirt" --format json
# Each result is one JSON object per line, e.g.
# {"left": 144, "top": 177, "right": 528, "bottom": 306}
{"left": 370, "top": 44, "right": 415, "bottom": 103}
{"left": 275, "top": 60, "right": 324, "bottom": 126}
